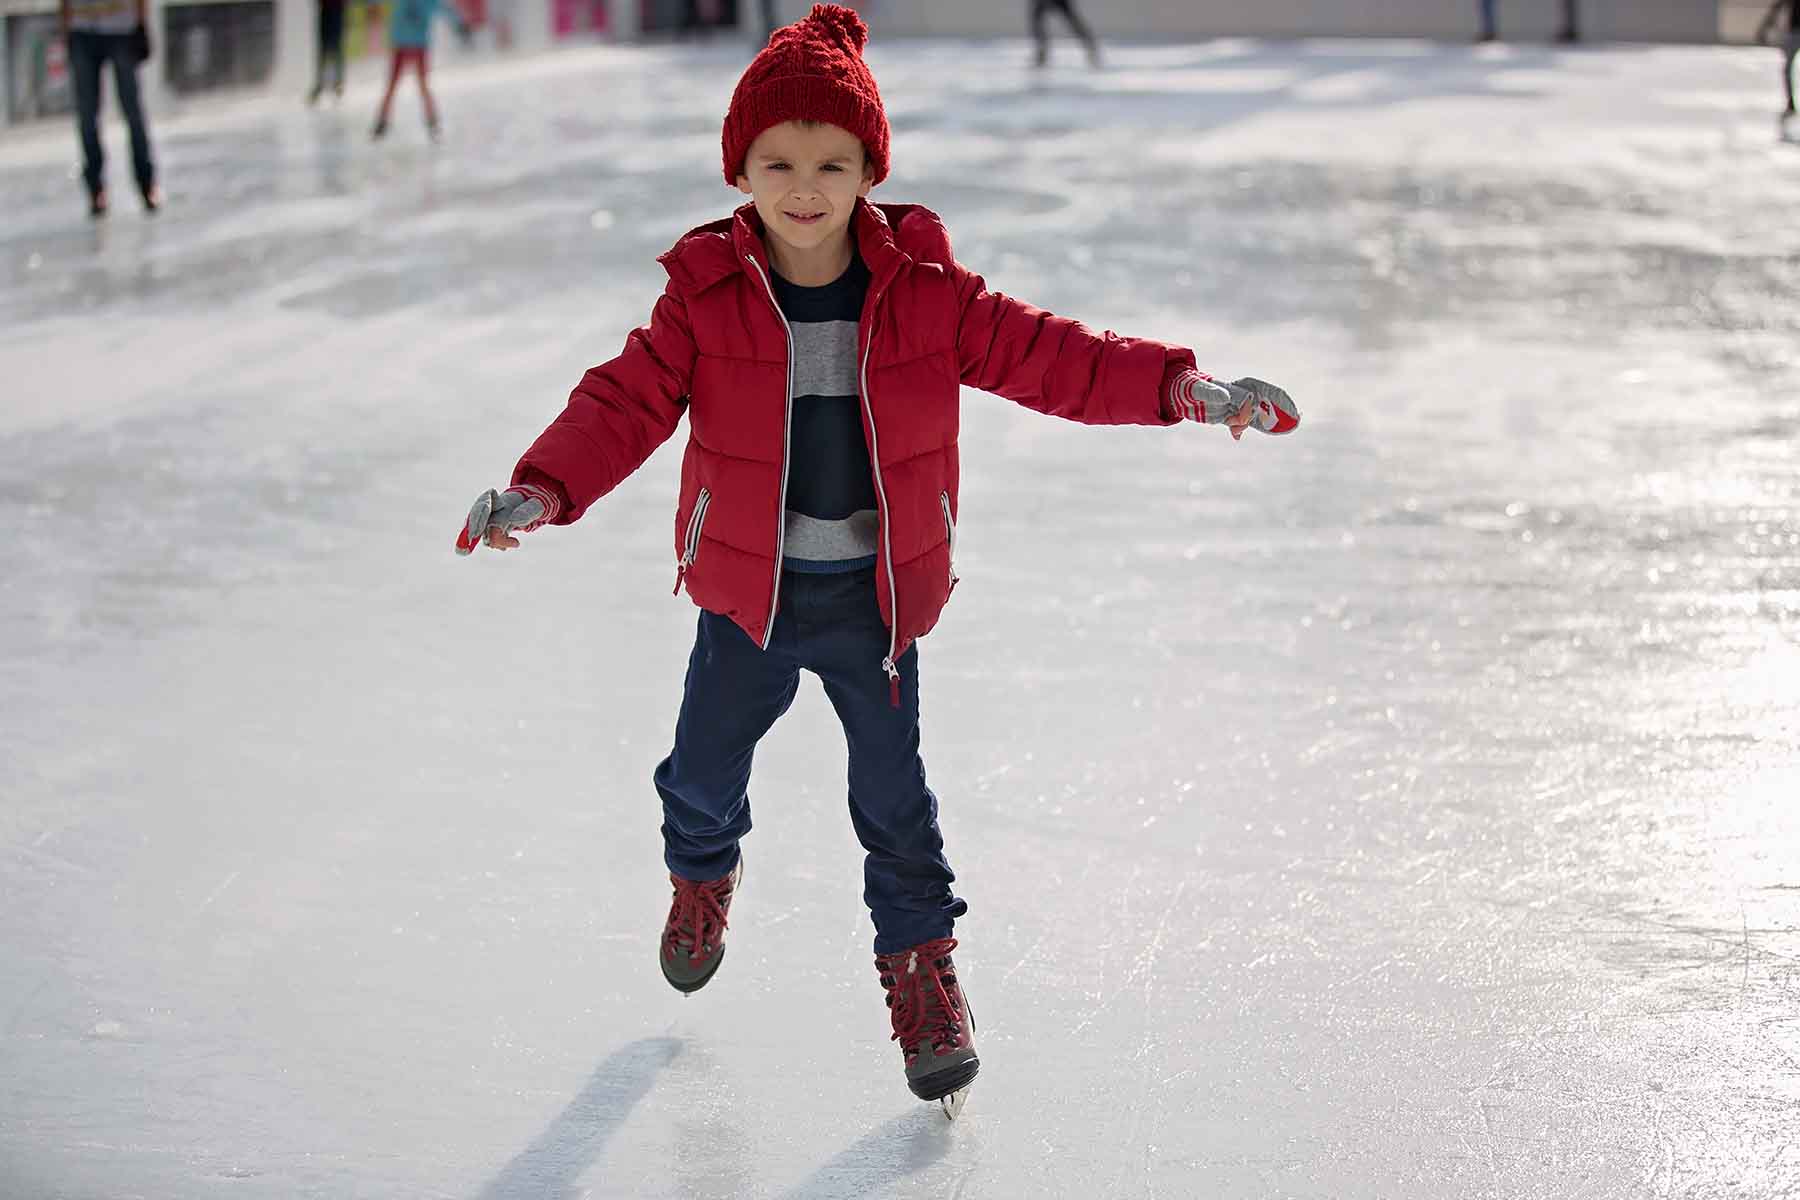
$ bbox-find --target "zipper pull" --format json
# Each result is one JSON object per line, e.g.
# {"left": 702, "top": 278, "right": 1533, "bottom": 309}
{"left": 673, "top": 562, "right": 686, "bottom": 595}
{"left": 883, "top": 657, "right": 900, "bottom": 708}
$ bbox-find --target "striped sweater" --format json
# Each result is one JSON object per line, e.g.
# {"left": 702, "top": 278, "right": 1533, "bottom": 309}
{"left": 768, "top": 250, "right": 879, "bottom": 574}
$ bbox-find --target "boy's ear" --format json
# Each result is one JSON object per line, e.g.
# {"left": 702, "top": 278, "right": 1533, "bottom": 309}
{"left": 858, "top": 161, "right": 874, "bottom": 197}
{"left": 735, "top": 173, "right": 753, "bottom": 195}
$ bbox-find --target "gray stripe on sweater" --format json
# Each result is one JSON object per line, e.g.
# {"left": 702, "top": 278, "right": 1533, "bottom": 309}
{"left": 783, "top": 509, "right": 880, "bottom": 562}
{"left": 790, "top": 321, "right": 861, "bottom": 399}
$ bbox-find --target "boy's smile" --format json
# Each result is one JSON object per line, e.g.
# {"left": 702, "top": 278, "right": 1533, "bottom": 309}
{"left": 736, "top": 120, "right": 874, "bottom": 285}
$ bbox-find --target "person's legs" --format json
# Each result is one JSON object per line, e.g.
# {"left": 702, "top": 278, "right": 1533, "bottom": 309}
{"left": 1785, "top": 36, "right": 1799, "bottom": 115}
{"left": 411, "top": 48, "right": 438, "bottom": 129}
{"left": 373, "top": 49, "right": 404, "bottom": 133}
{"left": 106, "top": 35, "right": 155, "bottom": 199}
{"left": 653, "top": 609, "right": 801, "bottom": 884}
{"left": 322, "top": 3, "right": 346, "bottom": 93}
{"left": 1557, "top": 0, "right": 1578, "bottom": 42}
{"left": 1030, "top": 0, "right": 1052, "bottom": 65}
{"left": 797, "top": 571, "right": 966, "bottom": 956}
{"left": 69, "top": 32, "right": 107, "bottom": 205}
{"left": 1478, "top": 0, "right": 1497, "bottom": 40}
{"left": 311, "top": 4, "right": 328, "bottom": 99}
{"left": 1057, "top": 0, "right": 1100, "bottom": 62}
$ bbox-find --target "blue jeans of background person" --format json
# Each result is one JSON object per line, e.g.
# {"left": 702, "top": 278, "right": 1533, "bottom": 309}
{"left": 1479, "top": 0, "right": 1497, "bottom": 37}
{"left": 654, "top": 567, "right": 967, "bottom": 956}
{"left": 68, "top": 31, "right": 155, "bottom": 200}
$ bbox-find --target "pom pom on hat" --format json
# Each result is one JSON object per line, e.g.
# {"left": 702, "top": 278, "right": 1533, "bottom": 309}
{"left": 805, "top": 3, "right": 867, "bottom": 51}
{"left": 722, "top": 4, "right": 891, "bottom": 186}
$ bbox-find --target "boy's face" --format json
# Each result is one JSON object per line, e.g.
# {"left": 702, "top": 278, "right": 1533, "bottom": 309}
{"left": 736, "top": 121, "right": 874, "bottom": 260}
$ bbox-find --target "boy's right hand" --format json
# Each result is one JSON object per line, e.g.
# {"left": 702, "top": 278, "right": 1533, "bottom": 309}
{"left": 454, "top": 484, "right": 559, "bottom": 555}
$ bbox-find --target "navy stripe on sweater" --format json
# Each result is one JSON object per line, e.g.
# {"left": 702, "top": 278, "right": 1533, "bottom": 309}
{"left": 770, "top": 250, "right": 878, "bottom": 572}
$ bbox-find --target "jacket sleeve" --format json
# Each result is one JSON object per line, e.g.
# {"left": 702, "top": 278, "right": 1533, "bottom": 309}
{"left": 951, "top": 261, "right": 1196, "bottom": 427}
{"left": 511, "top": 285, "right": 695, "bottom": 523}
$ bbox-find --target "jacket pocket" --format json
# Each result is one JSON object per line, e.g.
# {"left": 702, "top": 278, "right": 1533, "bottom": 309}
{"left": 674, "top": 487, "right": 712, "bottom": 594}
{"left": 940, "top": 491, "right": 959, "bottom": 591}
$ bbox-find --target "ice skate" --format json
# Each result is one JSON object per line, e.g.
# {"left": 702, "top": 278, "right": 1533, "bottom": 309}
{"left": 659, "top": 855, "right": 743, "bottom": 994}
{"left": 875, "top": 937, "right": 979, "bottom": 1119}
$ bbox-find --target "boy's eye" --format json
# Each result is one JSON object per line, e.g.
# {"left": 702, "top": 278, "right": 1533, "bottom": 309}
{"left": 822, "top": 164, "right": 843, "bottom": 173}
{"left": 766, "top": 162, "right": 789, "bottom": 171}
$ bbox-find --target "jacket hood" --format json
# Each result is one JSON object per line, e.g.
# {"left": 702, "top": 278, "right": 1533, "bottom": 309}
{"left": 657, "top": 200, "right": 953, "bottom": 293}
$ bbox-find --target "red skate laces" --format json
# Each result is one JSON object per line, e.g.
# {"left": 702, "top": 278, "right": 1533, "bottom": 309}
{"left": 875, "top": 937, "right": 969, "bottom": 1060}
{"left": 663, "top": 872, "right": 735, "bottom": 965}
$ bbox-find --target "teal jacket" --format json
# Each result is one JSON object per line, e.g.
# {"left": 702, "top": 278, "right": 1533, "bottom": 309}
{"left": 388, "top": 0, "right": 460, "bottom": 48}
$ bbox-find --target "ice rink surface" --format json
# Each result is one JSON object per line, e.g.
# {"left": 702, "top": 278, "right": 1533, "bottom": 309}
{"left": 3, "top": 33, "right": 1799, "bottom": 1200}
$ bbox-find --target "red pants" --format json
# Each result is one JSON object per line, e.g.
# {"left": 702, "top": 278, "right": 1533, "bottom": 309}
{"left": 376, "top": 47, "right": 436, "bottom": 126}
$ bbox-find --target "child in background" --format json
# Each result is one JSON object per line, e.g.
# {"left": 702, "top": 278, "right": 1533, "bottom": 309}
{"left": 370, "top": 0, "right": 468, "bottom": 140}
{"left": 455, "top": 4, "right": 1297, "bottom": 1116}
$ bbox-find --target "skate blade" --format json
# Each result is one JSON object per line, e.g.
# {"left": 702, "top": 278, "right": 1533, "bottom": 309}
{"left": 940, "top": 1086, "right": 971, "bottom": 1121}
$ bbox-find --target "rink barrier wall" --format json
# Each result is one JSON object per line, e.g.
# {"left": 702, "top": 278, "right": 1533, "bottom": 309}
{"left": 858, "top": 0, "right": 1721, "bottom": 43}
{"left": 0, "top": 0, "right": 1754, "bottom": 130}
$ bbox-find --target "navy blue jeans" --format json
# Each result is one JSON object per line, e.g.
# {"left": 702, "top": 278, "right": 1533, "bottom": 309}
{"left": 654, "top": 567, "right": 967, "bottom": 955}
{"left": 68, "top": 31, "right": 155, "bottom": 199}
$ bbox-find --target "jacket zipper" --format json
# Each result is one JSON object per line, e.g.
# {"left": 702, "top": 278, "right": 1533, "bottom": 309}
{"left": 745, "top": 254, "right": 796, "bottom": 651}
{"left": 857, "top": 294, "right": 903, "bottom": 708}
{"left": 940, "top": 491, "right": 959, "bottom": 591}
{"left": 672, "top": 486, "right": 711, "bottom": 595}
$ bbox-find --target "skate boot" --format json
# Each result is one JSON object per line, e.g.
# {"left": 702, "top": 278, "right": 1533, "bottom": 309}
{"left": 875, "top": 937, "right": 979, "bottom": 1118}
{"left": 659, "top": 855, "right": 742, "bottom": 994}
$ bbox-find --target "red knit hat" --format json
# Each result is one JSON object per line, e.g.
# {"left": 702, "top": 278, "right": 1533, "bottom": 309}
{"left": 721, "top": 4, "right": 890, "bottom": 186}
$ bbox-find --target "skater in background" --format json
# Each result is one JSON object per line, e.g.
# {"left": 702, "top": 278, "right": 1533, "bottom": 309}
{"left": 59, "top": 0, "right": 159, "bottom": 216}
{"left": 309, "top": 0, "right": 348, "bottom": 105}
{"left": 1478, "top": 0, "right": 1577, "bottom": 43}
{"left": 454, "top": 3, "right": 1297, "bottom": 1115}
{"left": 371, "top": 0, "right": 470, "bottom": 140}
{"left": 1031, "top": 0, "right": 1099, "bottom": 67}
{"left": 1756, "top": 0, "right": 1800, "bottom": 126}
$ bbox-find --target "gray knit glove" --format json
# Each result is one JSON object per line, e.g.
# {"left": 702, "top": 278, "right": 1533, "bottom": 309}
{"left": 454, "top": 483, "right": 560, "bottom": 555}
{"left": 1166, "top": 371, "right": 1300, "bottom": 434}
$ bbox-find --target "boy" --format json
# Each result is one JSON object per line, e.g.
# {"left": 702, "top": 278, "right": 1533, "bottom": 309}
{"left": 455, "top": 4, "right": 1298, "bottom": 1116}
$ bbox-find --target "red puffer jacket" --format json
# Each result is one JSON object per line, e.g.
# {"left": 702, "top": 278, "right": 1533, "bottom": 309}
{"left": 514, "top": 199, "right": 1195, "bottom": 687}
